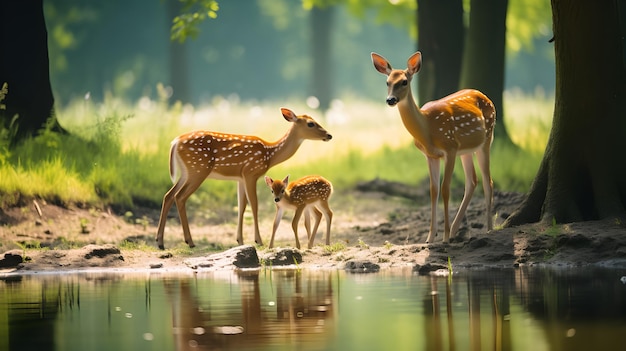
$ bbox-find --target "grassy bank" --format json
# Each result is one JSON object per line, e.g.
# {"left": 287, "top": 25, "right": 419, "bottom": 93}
{"left": 0, "top": 90, "right": 553, "bottom": 212}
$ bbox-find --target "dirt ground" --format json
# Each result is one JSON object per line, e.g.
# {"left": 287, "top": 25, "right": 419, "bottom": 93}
{"left": 2, "top": 179, "right": 626, "bottom": 275}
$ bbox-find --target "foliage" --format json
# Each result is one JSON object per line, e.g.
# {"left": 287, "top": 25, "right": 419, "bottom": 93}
{"left": 171, "top": 0, "right": 219, "bottom": 43}
{"left": 303, "top": 0, "right": 416, "bottom": 36}
{"left": 506, "top": 0, "right": 553, "bottom": 55}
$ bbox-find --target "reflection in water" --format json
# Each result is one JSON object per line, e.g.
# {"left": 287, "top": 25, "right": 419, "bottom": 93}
{"left": 163, "top": 270, "right": 335, "bottom": 350}
{"left": 1, "top": 267, "right": 625, "bottom": 350}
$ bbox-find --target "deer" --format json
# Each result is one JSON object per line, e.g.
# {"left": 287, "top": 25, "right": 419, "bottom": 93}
{"left": 264, "top": 175, "right": 333, "bottom": 249}
{"left": 156, "top": 108, "right": 332, "bottom": 250}
{"left": 371, "top": 51, "right": 495, "bottom": 243}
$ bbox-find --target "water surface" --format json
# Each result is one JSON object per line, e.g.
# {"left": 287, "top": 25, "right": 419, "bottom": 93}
{"left": 1, "top": 267, "right": 625, "bottom": 350}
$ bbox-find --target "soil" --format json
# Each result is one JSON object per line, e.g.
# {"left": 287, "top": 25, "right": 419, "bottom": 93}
{"left": 2, "top": 179, "right": 626, "bottom": 275}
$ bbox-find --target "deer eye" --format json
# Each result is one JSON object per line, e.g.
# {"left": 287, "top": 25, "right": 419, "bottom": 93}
{"left": 402, "top": 80, "right": 408, "bottom": 86}
{"left": 386, "top": 81, "right": 390, "bottom": 87}
{"left": 307, "top": 122, "right": 315, "bottom": 128}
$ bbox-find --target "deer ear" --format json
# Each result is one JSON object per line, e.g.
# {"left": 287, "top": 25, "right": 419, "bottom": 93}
{"left": 407, "top": 51, "right": 422, "bottom": 75}
{"left": 371, "top": 52, "right": 392, "bottom": 75}
{"left": 283, "top": 175, "right": 290, "bottom": 185}
{"left": 264, "top": 176, "right": 273, "bottom": 187}
{"left": 281, "top": 108, "right": 297, "bottom": 122}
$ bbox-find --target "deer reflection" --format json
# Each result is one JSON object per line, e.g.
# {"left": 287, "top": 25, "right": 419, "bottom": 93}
{"left": 163, "top": 270, "right": 335, "bottom": 350}
{"left": 422, "top": 270, "right": 514, "bottom": 351}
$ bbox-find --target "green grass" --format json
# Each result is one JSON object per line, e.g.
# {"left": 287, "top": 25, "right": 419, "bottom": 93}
{"left": 0, "top": 91, "right": 554, "bottom": 211}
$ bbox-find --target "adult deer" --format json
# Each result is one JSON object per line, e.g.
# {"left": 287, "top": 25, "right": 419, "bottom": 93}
{"left": 156, "top": 108, "right": 332, "bottom": 250}
{"left": 264, "top": 175, "right": 333, "bottom": 249}
{"left": 371, "top": 51, "right": 495, "bottom": 243}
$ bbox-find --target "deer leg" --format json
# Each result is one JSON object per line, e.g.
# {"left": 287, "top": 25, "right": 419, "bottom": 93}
{"left": 450, "top": 154, "right": 477, "bottom": 239}
{"left": 441, "top": 152, "right": 457, "bottom": 243}
{"left": 236, "top": 181, "right": 247, "bottom": 245}
{"left": 425, "top": 157, "right": 441, "bottom": 243}
{"left": 307, "top": 207, "right": 324, "bottom": 249}
{"left": 316, "top": 201, "right": 332, "bottom": 247}
{"left": 269, "top": 207, "right": 284, "bottom": 248}
{"left": 156, "top": 181, "right": 184, "bottom": 249}
{"left": 173, "top": 176, "right": 206, "bottom": 249}
{"left": 291, "top": 207, "right": 305, "bottom": 249}
{"left": 476, "top": 146, "right": 494, "bottom": 231}
{"left": 312, "top": 207, "right": 323, "bottom": 240}
{"left": 304, "top": 208, "right": 313, "bottom": 241}
{"left": 243, "top": 177, "right": 264, "bottom": 246}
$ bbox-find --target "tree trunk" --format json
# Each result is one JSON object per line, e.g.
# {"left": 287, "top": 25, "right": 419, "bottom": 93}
{"left": 310, "top": 6, "right": 334, "bottom": 112}
{"left": 0, "top": 0, "right": 61, "bottom": 145}
{"left": 417, "top": 0, "right": 464, "bottom": 105}
{"left": 168, "top": 0, "right": 191, "bottom": 104}
{"left": 504, "top": 0, "right": 626, "bottom": 226}
{"left": 460, "top": 0, "right": 512, "bottom": 145}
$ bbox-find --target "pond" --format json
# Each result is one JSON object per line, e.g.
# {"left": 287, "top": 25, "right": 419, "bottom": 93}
{"left": 1, "top": 267, "right": 625, "bottom": 351}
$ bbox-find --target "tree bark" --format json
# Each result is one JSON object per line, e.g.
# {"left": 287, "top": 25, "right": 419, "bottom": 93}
{"left": 0, "top": 0, "right": 61, "bottom": 145}
{"left": 460, "top": 0, "right": 512, "bottom": 145}
{"left": 310, "top": 6, "right": 334, "bottom": 112}
{"left": 417, "top": 0, "right": 464, "bottom": 105}
{"left": 504, "top": 0, "right": 626, "bottom": 226}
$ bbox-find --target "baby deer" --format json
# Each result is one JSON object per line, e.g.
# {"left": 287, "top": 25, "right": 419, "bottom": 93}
{"left": 264, "top": 175, "right": 333, "bottom": 249}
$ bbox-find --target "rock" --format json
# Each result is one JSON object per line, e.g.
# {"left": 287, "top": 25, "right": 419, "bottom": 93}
{"left": 82, "top": 244, "right": 121, "bottom": 259}
{"left": 414, "top": 262, "right": 447, "bottom": 275}
{"left": 0, "top": 250, "right": 24, "bottom": 268}
{"left": 262, "top": 248, "right": 303, "bottom": 266}
{"left": 344, "top": 260, "right": 380, "bottom": 273}
{"left": 184, "top": 245, "right": 260, "bottom": 270}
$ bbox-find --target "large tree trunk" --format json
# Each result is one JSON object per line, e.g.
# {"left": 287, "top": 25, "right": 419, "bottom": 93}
{"left": 0, "top": 0, "right": 61, "bottom": 145}
{"left": 417, "top": 0, "right": 464, "bottom": 105}
{"left": 310, "top": 6, "right": 334, "bottom": 112}
{"left": 504, "top": 0, "right": 626, "bottom": 226}
{"left": 460, "top": 0, "right": 512, "bottom": 145}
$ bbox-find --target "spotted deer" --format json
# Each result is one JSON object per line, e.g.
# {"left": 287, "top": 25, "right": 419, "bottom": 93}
{"left": 264, "top": 175, "right": 333, "bottom": 249}
{"left": 156, "top": 108, "right": 332, "bottom": 249}
{"left": 371, "top": 51, "right": 495, "bottom": 243}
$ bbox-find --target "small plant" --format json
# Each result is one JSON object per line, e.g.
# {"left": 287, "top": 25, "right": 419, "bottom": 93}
{"left": 16, "top": 240, "right": 42, "bottom": 250}
{"left": 493, "top": 212, "right": 505, "bottom": 230}
{"left": 79, "top": 218, "right": 90, "bottom": 234}
{"left": 384, "top": 240, "right": 393, "bottom": 250}
{"left": 135, "top": 216, "right": 150, "bottom": 231}
{"left": 357, "top": 237, "right": 369, "bottom": 250}
{"left": 544, "top": 217, "right": 560, "bottom": 237}
{"left": 322, "top": 241, "right": 346, "bottom": 255}
{"left": 293, "top": 256, "right": 301, "bottom": 273}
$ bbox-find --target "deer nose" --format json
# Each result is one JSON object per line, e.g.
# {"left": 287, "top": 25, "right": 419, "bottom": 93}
{"left": 325, "top": 134, "right": 333, "bottom": 141}
{"left": 274, "top": 197, "right": 280, "bottom": 203}
{"left": 386, "top": 96, "right": 398, "bottom": 106}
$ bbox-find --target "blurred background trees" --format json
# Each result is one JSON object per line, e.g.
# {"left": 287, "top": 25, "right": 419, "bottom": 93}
{"left": 40, "top": 0, "right": 553, "bottom": 107}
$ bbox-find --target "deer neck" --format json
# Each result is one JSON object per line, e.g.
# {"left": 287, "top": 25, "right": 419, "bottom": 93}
{"left": 397, "top": 90, "right": 432, "bottom": 147}
{"left": 267, "top": 127, "right": 304, "bottom": 168}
